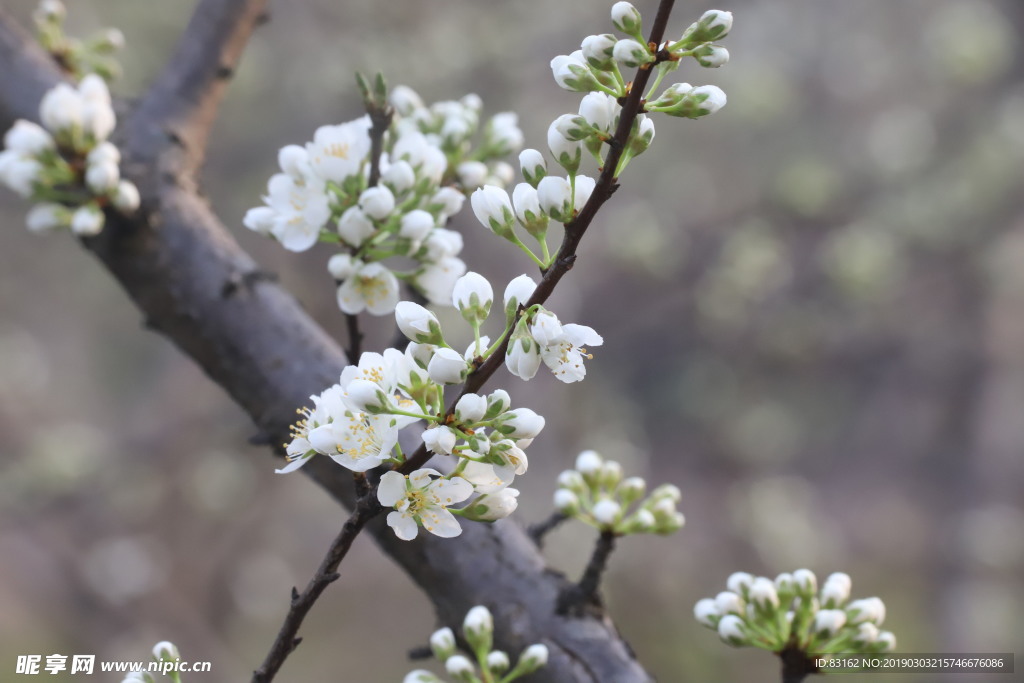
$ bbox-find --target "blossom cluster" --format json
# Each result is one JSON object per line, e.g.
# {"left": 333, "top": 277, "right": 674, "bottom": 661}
{"left": 553, "top": 450, "right": 684, "bottom": 535}
{"left": 694, "top": 570, "right": 896, "bottom": 658}
{"left": 0, "top": 75, "right": 139, "bottom": 236}
{"left": 33, "top": 0, "right": 125, "bottom": 81}
{"left": 405, "top": 605, "right": 548, "bottom": 683}
{"left": 467, "top": 4, "right": 732, "bottom": 273}
{"left": 244, "top": 85, "right": 523, "bottom": 314}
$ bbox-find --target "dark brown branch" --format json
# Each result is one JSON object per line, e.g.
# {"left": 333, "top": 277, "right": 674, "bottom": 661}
{"left": 528, "top": 511, "right": 569, "bottom": 547}
{"left": 398, "top": 0, "right": 677, "bottom": 475}
{"left": 252, "top": 493, "right": 381, "bottom": 683}
{"left": 779, "top": 647, "right": 817, "bottom": 683}
{"left": 344, "top": 312, "right": 364, "bottom": 360}
{"left": 557, "top": 531, "right": 617, "bottom": 616}
{"left": 127, "top": 0, "right": 270, "bottom": 174}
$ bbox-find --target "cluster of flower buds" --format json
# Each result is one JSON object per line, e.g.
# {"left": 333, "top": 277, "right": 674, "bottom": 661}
{"left": 553, "top": 450, "right": 685, "bottom": 535}
{"left": 244, "top": 81, "right": 523, "bottom": 314}
{"left": 32, "top": 1, "right": 125, "bottom": 81}
{"left": 694, "top": 570, "right": 896, "bottom": 660}
{"left": 119, "top": 641, "right": 180, "bottom": 683}
{"left": 405, "top": 606, "right": 548, "bottom": 683}
{"left": 0, "top": 75, "right": 139, "bottom": 236}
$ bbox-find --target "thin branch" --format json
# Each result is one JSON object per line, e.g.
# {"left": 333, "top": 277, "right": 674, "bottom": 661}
{"left": 128, "top": 0, "right": 270, "bottom": 174}
{"left": 344, "top": 312, "right": 364, "bottom": 360}
{"left": 365, "top": 100, "right": 393, "bottom": 189}
{"left": 528, "top": 511, "right": 569, "bottom": 547}
{"left": 251, "top": 493, "right": 382, "bottom": 683}
{"left": 778, "top": 647, "right": 817, "bottom": 683}
{"left": 398, "top": 0, "right": 677, "bottom": 475}
{"left": 557, "top": 531, "right": 617, "bottom": 617}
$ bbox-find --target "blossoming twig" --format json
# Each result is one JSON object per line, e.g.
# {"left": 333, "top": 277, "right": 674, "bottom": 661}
{"left": 397, "top": 0, "right": 678, "bottom": 476}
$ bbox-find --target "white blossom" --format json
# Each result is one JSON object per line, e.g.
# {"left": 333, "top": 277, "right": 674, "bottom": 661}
{"left": 471, "top": 185, "right": 515, "bottom": 237}
{"left": 505, "top": 336, "right": 542, "bottom": 381}
{"left": 520, "top": 644, "right": 548, "bottom": 672}
{"left": 262, "top": 171, "right": 331, "bottom": 252}
{"left": 444, "top": 655, "right": 474, "bottom": 678}
{"left": 382, "top": 159, "right": 415, "bottom": 193}
{"left": 25, "top": 202, "right": 68, "bottom": 233}
{"left": 395, "top": 301, "right": 443, "bottom": 344}
{"left": 592, "top": 499, "right": 622, "bottom": 525}
{"left": 518, "top": 148, "right": 546, "bottom": 186}
{"left": 537, "top": 175, "right": 573, "bottom": 221}
{"left": 278, "top": 385, "right": 348, "bottom": 473}
{"left": 39, "top": 83, "right": 83, "bottom": 133}
{"left": 457, "top": 160, "right": 489, "bottom": 189}
{"left": 464, "top": 488, "right": 520, "bottom": 521}
{"left": 539, "top": 322, "right": 603, "bottom": 383}
{"left": 503, "top": 273, "right": 537, "bottom": 314}
{"left": 452, "top": 271, "right": 493, "bottom": 321}
{"left": 575, "top": 449, "right": 603, "bottom": 475}
{"left": 554, "top": 488, "right": 579, "bottom": 513}
{"left": 717, "top": 615, "right": 746, "bottom": 646}
{"left": 112, "top": 180, "right": 140, "bottom": 212}
{"left": 821, "top": 572, "right": 852, "bottom": 607}
{"left": 579, "top": 92, "right": 619, "bottom": 134}
{"left": 814, "top": 609, "right": 848, "bottom": 635}
{"left": 0, "top": 152, "right": 42, "bottom": 197}
{"left": 546, "top": 117, "right": 582, "bottom": 174}
{"left": 422, "top": 425, "right": 458, "bottom": 455}
{"left": 85, "top": 160, "right": 120, "bottom": 193}
{"left": 431, "top": 187, "right": 465, "bottom": 219}
{"left": 416, "top": 256, "right": 466, "bottom": 306}
{"left": 455, "top": 393, "right": 488, "bottom": 424}
{"left": 847, "top": 597, "right": 886, "bottom": 625}
{"left": 378, "top": 469, "right": 473, "bottom": 540}
{"left": 308, "top": 412, "right": 402, "bottom": 471}
{"left": 694, "top": 598, "right": 720, "bottom": 627}
{"left": 613, "top": 38, "right": 653, "bottom": 68}
{"left": 306, "top": 117, "right": 371, "bottom": 183}
{"left": 336, "top": 261, "right": 400, "bottom": 315}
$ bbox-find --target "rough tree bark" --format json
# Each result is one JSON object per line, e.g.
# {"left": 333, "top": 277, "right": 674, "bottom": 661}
{"left": 0, "top": 2, "right": 653, "bottom": 681}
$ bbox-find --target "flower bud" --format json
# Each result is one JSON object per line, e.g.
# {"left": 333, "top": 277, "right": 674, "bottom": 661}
{"left": 775, "top": 572, "right": 795, "bottom": 595}
{"left": 749, "top": 577, "right": 780, "bottom": 610}
{"left": 422, "top": 426, "right": 457, "bottom": 455}
{"left": 627, "top": 114, "right": 656, "bottom": 158}
{"left": 4, "top": 120, "right": 54, "bottom": 154}
{"left": 395, "top": 301, "right": 444, "bottom": 345}
{"left": 498, "top": 408, "right": 546, "bottom": 439}
{"left": 793, "top": 568, "right": 817, "bottom": 596}
{"left": 470, "top": 185, "right": 515, "bottom": 239}
{"left": 613, "top": 38, "right": 654, "bottom": 69}
{"left": 618, "top": 476, "right": 646, "bottom": 505}
{"left": 714, "top": 591, "right": 744, "bottom": 616}
{"left": 427, "top": 347, "right": 468, "bottom": 384}
{"left": 547, "top": 117, "right": 582, "bottom": 175}
{"left": 717, "top": 614, "right": 746, "bottom": 646}
{"left": 518, "top": 644, "right": 548, "bottom": 673}
{"left": 592, "top": 499, "right": 622, "bottom": 526}
{"left": 485, "top": 650, "right": 510, "bottom": 674}
{"left": 575, "top": 450, "right": 603, "bottom": 475}
{"left": 345, "top": 378, "right": 389, "bottom": 413}
{"left": 821, "top": 572, "right": 852, "bottom": 607}
{"left": 462, "top": 488, "right": 520, "bottom": 522}
{"left": 112, "top": 180, "right": 141, "bottom": 212}
{"left": 390, "top": 85, "right": 424, "bottom": 116}
{"left": 554, "top": 488, "right": 580, "bottom": 514}
{"left": 462, "top": 605, "right": 493, "bottom": 653}
{"left": 694, "top": 598, "right": 720, "bottom": 628}
{"left": 847, "top": 597, "right": 886, "bottom": 626}
{"left": 854, "top": 622, "right": 879, "bottom": 645}
{"left": 431, "top": 186, "right": 466, "bottom": 220}
{"left": 86, "top": 159, "right": 120, "bottom": 193}
{"left": 444, "top": 654, "right": 475, "bottom": 680}
{"left": 87, "top": 141, "right": 121, "bottom": 166}
{"left": 550, "top": 52, "right": 601, "bottom": 93}
{"left": 71, "top": 203, "right": 104, "bottom": 236}
{"left": 877, "top": 631, "right": 896, "bottom": 652}
{"left": 537, "top": 175, "right": 573, "bottom": 222}
{"left": 244, "top": 206, "right": 275, "bottom": 235}
{"left": 152, "top": 641, "right": 179, "bottom": 660}
{"left": 581, "top": 34, "right": 617, "bottom": 70}
{"left": 579, "top": 92, "right": 620, "bottom": 135}
{"left": 696, "top": 9, "right": 733, "bottom": 41}
{"left": 611, "top": 2, "right": 643, "bottom": 38}
{"left": 505, "top": 333, "right": 541, "bottom": 381}
{"left": 694, "top": 44, "right": 730, "bottom": 68}
{"left": 399, "top": 209, "right": 435, "bottom": 244}
{"left": 452, "top": 271, "right": 493, "bottom": 323}
{"left": 336, "top": 207, "right": 375, "bottom": 247}
{"left": 429, "top": 627, "right": 456, "bottom": 661}
{"left": 39, "top": 83, "right": 83, "bottom": 133}
{"left": 457, "top": 160, "right": 489, "bottom": 189}
{"left": 25, "top": 202, "right": 69, "bottom": 233}
{"left": 511, "top": 183, "right": 548, "bottom": 239}
{"left": 455, "top": 393, "right": 488, "bottom": 424}
{"left": 814, "top": 609, "right": 847, "bottom": 635}
{"left": 382, "top": 159, "right": 415, "bottom": 193}
{"left": 727, "top": 572, "right": 755, "bottom": 596}
{"left": 599, "top": 460, "right": 623, "bottom": 488}
{"left": 358, "top": 185, "right": 395, "bottom": 220}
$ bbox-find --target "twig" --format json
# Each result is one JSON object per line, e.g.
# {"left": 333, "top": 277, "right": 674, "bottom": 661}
{"left": 528, "top": 511, "right": 568, "bottom": 547}
{"left": 557, "top": 530, "right": 617, "bottom": 616}
{"left": 398, "top": 0, "right": 677, "bottom": 476}
{"left": 344, "top": 312, "right": 363, "bottom": 361}
{"left": 778, "top": 646, "right": 817, "bottom": 683}
{"left": 365, "top": 100, "right": 392, "bottom": 189}
{"left": 251, "top": 492, "right": 382, "bottom": 683}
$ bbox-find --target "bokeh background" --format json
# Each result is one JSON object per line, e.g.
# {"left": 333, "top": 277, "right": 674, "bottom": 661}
{"left": 2, "top": 0, "right": 1023, "bottom": 681}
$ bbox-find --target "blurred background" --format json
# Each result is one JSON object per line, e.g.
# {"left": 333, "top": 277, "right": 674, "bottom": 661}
{"left": 2, "top": 0, "right": 1023, "bottom": 680}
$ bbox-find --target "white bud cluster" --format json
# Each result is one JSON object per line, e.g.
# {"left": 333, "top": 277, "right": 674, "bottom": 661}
{"left": 0, "top": 73, "right": 138, "bottom": 237}
{"left": 405, "top": 605, "right": 548, "bottom": 683}
{"left": 33, "top": 0, "right": 125, "bottom": 81}
{"left": 694, "top": 569, "right": 896, "bottom": 658}
{"left": 245, "top": 84, "right": 523, "bottom": 315}
{"left": 553, "top": 450, "right": 684, "bottom": 536}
